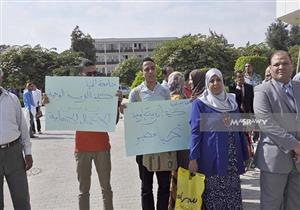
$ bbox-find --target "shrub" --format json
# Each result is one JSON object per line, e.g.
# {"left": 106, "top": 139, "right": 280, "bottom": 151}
{"left": 234, "top": 56, "right": 269, "bottom": 77}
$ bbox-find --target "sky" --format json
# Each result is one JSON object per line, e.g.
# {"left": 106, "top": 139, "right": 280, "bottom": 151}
{"left": 0, "top": 0, "right": 277, "bottom": 52}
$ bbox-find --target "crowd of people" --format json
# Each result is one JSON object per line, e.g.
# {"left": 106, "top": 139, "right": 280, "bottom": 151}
{"left": 0, "top": 49, "right": 299, "bottom": 210}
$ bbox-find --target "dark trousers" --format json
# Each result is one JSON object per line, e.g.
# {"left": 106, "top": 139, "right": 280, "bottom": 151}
{"left": 136, "top": 155, "right": 170, "bottom": 210}
{"left": 0, "top": 143, "right": 31, "bottom": 210}
{"left": 29, "top": 112, "right": 34, "bottom": 137}
{"left": 32, "top": 107, "right": 41, "bottom": 133}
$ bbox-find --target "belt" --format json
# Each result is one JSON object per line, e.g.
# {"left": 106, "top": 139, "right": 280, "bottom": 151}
{"left": 0, "top": 138, "right": 19, "bottom": 149}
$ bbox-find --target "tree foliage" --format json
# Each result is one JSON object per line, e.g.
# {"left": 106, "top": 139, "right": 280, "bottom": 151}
{"left": 288, "top": 45, "right": 300, "bottom": 69}
{"left": 51, "top": 50, "right": 83, "bottom": 76}
{"left": 0, "top": 44, "right": 10, "bottom": 53}
{"left": 153, "top": 31, "right": 238, "bottom": 83}
{"left": 112, "top": 57, "right": 142, "bottom": 86}
{"left": 289, "top": 25, "right": 300, "bottom": 46}
{"left": 0, "top": 45, "right": 57, "bottom": 90}
{"left": 0, "top": 45, "right": 83, "bottom": 90}
{"left": 236, "top": 42, "right": 273, "bottom": 58}
{"left": 71, "top": 26, "right": 96, "bottom": 62}
{"left": 234, "top": 56, "right": 269, "bottom": 77}
{"left": 265, "top": 20, "right": 290, "bottom": 50}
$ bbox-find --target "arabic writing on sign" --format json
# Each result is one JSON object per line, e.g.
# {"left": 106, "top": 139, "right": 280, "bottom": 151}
{"left": 45, "top": 76, "right": 119, "bottom": 132}
{"left": 124, "top": 99, "right": 192, "bottom": 156}
{"left": 85, "top": 78, "right": 118, "bottom": 89}
{"left": 132, "top": 105, "right": 187, "bottom": 125}
{"left": 47, "top": 89, "right": 113, "bottom": 103}
{"left": 47, "top": 110, "right": 111, "bottom": 126}
{"left": 136, "top": 124, "right": 184, "bottom": 145}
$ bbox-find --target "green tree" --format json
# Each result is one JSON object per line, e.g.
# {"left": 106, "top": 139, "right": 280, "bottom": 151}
{"left": 131, "top": 71, "right": 143, "bottom": 89}
{"left": 289, "top": 25, "right": 300, "bottom": 46}
{"left": 0, "top": 44, "right": 10, "bottom": 54}
{"left": 288, "top": 45, "right": 300, "bottom": 68}
{"left": 0, "top": 45, "right": 84, "bottom": 90}
{"left": 112, "top": 57, "right": 142, "bottom": 86}
{"left": 51, "top": 50, "right": 83, "bottom": 76}
{"left": 153, "top": 31, "right": 238, "bottom": 82}
{"left": 265, "top": 19, "right": 289, "bottom": 50}
{"left": 234, "top": 56, "right": 269, "bottom": 77}
{"left": 236, "top": 42, "right": 272, "bottom": 58}
{"left": 71, "top": 26, "right": 96, "bottom": 61}
{"left": 0, "top": 45, "right": 57, "bottom": 90}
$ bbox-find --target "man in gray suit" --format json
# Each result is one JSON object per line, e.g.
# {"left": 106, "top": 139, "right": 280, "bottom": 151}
{"left": 254, "top": 50, "right": 300, "bottom": 210}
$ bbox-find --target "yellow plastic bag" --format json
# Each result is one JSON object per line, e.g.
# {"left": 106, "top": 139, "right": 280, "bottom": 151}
{"left": 175, "top": 167, "right": 205, "bottom": 210}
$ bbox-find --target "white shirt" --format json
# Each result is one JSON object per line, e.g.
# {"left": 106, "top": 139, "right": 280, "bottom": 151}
{"left": 129, "top": 82, "right": 170, "bottom": 102}
{"left": 0, "top": 87, "right": 32, "bottom": 154}
{"left": 235, "top": 84, "right": 245, "bottom": 97}
{"left": 32, "top": 88, "right": 42, "bottom": 107}
{"left": 293, "top": 72, "right": 300, "bottom": 82}
{"left": 161, "top": 80, "right": 170, "bottom": 89}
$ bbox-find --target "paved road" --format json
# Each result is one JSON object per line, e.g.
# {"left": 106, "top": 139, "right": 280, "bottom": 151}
{"left": 3, "top": 110, "right": 260, "bottom": 210}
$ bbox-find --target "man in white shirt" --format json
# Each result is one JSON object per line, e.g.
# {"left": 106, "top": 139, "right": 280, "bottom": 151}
{"left": 0, "top": 68, "right": 32, "bottom": 209}
{"left": 293, "top": 72, "right": 300, "bottom": 81}
{"left": 32, "top": 84, "right": 43, "bottom": 134}
{"left": 244, "top": 62, "right": 262, "bottom": 87}
{"left": 128, "top": 57, "right": 171, "bottom": 210}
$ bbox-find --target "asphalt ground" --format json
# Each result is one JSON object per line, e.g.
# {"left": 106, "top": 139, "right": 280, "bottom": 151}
{"left": 3, "top": 107, "right": 260, "bottom": 210}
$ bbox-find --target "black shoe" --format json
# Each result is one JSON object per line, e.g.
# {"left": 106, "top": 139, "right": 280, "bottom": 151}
{"left": 30, "top": 135, "right": 36, "bottom": 138}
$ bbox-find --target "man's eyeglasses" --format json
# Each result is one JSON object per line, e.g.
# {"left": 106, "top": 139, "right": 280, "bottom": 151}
{"left": 86, "top": 71, "right": 99, "bottom": 77}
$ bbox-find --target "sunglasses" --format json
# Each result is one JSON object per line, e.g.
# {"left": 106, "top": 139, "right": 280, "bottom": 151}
{"left": 86, "top": 71, "right": 98, "bottom": 77}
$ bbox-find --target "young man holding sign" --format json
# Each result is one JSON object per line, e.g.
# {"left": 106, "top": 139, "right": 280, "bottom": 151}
{"left": 75, "top": 60, "right": 123, "bottom": 210}
{"left": 128, "top": 57, "right": 171, "bottom": 210}
{"left": 44, "top": 60, "right": 122, "bottom": 210}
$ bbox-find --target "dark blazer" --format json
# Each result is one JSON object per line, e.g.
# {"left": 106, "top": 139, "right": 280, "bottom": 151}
{"left": 228, "top": 83, "right": 254, "bottom": 113}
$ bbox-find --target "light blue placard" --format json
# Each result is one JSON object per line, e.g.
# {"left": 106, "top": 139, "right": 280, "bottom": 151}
{"left": 124, "top": 99, "right": 192, "bottom": 156}
{"left": 45, "top": 76, "right": 119, "bottom": 132}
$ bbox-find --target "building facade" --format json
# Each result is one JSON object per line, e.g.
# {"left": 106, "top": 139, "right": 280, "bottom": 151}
{"left": 276, "top": 0, "right": 300, "bottom": 25}
{"left": 94, "top": 37, "right": 177, "bottom": 75}
{"left": 276, "top": 0, "right": 300, "bottom": 73}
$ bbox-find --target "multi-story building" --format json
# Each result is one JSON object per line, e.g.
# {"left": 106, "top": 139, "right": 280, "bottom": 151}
{"left": 94, "top": 37, "right": 177, "bottom": 75}
{"left": 276, "top": 0, "right": 300, "bottom": 25}
{"left": 276, "top": 0, "right": 300, "bottom": 73}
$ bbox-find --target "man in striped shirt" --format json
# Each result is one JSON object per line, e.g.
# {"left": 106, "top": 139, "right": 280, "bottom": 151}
{"left": 0, "top": 68, "right": 32, "bottom": 210}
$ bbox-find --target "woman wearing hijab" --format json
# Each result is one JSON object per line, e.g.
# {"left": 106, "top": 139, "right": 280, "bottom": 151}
{"left": 168, "top": 71, "right": 186, "bottom": 100}
{"left": 167, "top": 71, "right": 186, "bottom": 210}
{"left": 189, "top": 69, "right": 206, "bottom": 101}
{"left": 189, "top": 68, "right": 249, "bottom": 210}
{"left": 167, "top": 70, "right": 207, "bottom": 210}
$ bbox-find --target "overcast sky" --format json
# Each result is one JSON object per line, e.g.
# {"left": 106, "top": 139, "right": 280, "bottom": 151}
{"left": 1, "top": 0, "right": 277, "bottom": 52}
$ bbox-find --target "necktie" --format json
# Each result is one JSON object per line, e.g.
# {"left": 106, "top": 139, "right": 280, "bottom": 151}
{"left": 239, "top": 85, "right": 245, "bottom": 112}
{"left": 283, "top": 84, "right": 296, "bottom": 111}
